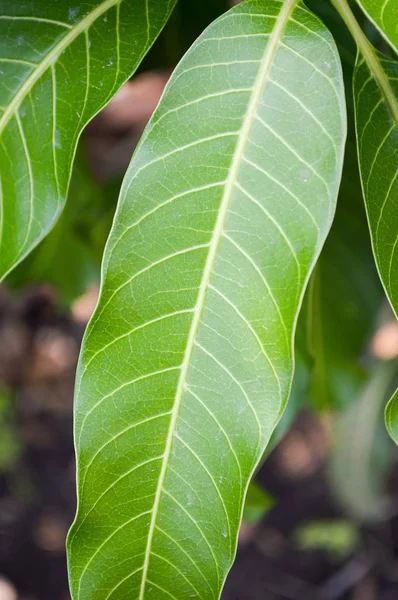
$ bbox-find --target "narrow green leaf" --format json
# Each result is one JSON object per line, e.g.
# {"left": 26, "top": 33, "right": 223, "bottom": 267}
{"left": 0, "top": 0, "right": 176, "bottom": 279}
{"left": 332, "top": 0, "right": 398, "bottom": 316}
{"left": 68, "top": 0, "right": 346, "bottom": 598}
{"left": 305, "top": 141, "right": 382, "bottom": 410}
{"left": 331, "top": 0, "right": 398, "bottom": 448}
{"left": 354, "top": 53, "right": 398, "bottom": 316}
{"left": 386, "top": 387, "right": 398, "bottom": 443}
{"left": 354, "top": 0, "right": 398, "bottom": 52}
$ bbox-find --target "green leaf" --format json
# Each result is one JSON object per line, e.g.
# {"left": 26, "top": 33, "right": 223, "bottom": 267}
{"left": 6, "top": 148, "right": 119, "bottom": 305}
{"left": 386, "top": 387, "right": 398, "bottom": 443}
{"left": 330, "top": 361, "right": 395, "bottom": 522}
{"left": 354, "top": 0, "right": 398, "bottom": 52}
{"left": 268, "top": 354, "right": 308, "bottom": 444}
{"left": 332, "top": 0, "right": 398, "bottom": 315}
{"left": 67, "top": 0, "right": 346, "bottom": 598}
{"left": 331, "top": 0, "right": 398, "bottom": 458}
{"left": 0, "top": 0, "right": 176, "bottom": 280}
{"left": 306, "top": 0, "right": 356, "bottom": 75}
{"left": 305, "top": 141, "right": 382, "bottom": 410}
{"left": 7, "top": 149, "right": 99, "bottom": 303}
{"left": 269, "top": 319, "right": 310, "bottom": 446}
{"left": 243, "top": 481, "right": 274, "bottom": 525}
{"left": 354, "top": 53, "right": 398, "bottom": 316}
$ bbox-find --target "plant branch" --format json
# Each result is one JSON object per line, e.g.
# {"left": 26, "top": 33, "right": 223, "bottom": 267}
{"left": 330, "top": 0, "right": 398, "bottom": 124}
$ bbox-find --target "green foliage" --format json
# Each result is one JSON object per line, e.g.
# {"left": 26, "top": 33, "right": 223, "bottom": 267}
{"left": 293, "top": 520, "right": 359, "bottom": 559}
{"left": 354, "top": 0, "right": 398, "bottom": 51}
{"left": 0, "top": 0, "right": 176, "bottom": 279}
{"left": 330, "top": 361, "right": 396, "bottom": 522}
{"left": 0, "top": 388, "right": 21, "bottom": 472}
{"left": 330, "top": 0, "right": 398, "bottom": 318}
{"left": 330, "top": 0, "right": 398, "bottom": 447}
{"left": 67, "top": 1, "right": 346, "bottom": 597}
{"left": 7, "top": 149, "right": 118, "bottom": 304}
{"left": 0, "top": 0, "right": 397, "bottom": 598}
{"left": 354, "top": 53, "right": 398, "bottom": 316}
{"left": 243, "top": 482, "right": 274, "bottom": 525}
{"left": 304, "top": 140, "right": 382, "bottom": 410}
{"left": 386, "top": 388, "right": 398, "bottom": 444}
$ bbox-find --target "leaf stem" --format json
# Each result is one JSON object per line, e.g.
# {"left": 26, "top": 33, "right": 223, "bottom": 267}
{"left": 330, "top": 0, "right": 398, "bottom": 124}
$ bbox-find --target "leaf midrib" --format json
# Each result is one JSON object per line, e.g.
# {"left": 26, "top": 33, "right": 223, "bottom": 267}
{"left": 0, "top": 0, "right": 121, "bottom": 135}
{"left": 137, "top": 0, "right": 297, "bottom": 596}
{"left": 358, "top": 51, "right": 398, "bottom": 126}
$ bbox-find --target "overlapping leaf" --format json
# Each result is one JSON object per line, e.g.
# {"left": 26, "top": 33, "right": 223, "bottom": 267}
{"left": 0, "top": 0, "right": 176, "bottom": 279}
{"left": 354, "top": 54, "right": 398, "bottom": 316}
{"left": 355, "top": 55, "right": 398, "bottom": 445}
{"left": 67, "top": 0, "right": 346, "bottom": 598}
{"left": 354, "top": 0, "right": 398, "bottom": 52}
{"left": 305, "top": 141, "right": 382, "bottom": 410}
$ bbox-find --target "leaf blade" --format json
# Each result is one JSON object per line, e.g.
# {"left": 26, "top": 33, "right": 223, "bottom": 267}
{"left": 67, "top": 1, "right": 347, "bottom": 598}
{"left": 354, "top": 0, "right": 398, "bottom": 52}
{"left": 0, "top": 0, "right": 176, "bottom": 279}
{"left": 353, "top": 53, "right": 398, "bottom": 316}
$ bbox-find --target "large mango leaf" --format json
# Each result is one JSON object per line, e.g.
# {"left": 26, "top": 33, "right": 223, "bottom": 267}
{"left": 354, "top": 0, "right": 398, "bottom": 52}
{"left": 0, "top": 0, "right": 176, "bottom": 280}
{"left": 67, "top": 0, "right": 346, "bottom": 598}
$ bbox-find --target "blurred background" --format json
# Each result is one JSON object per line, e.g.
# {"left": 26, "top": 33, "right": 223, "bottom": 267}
{"left": 0, "top": 1, "right": 398, "bottom": 598}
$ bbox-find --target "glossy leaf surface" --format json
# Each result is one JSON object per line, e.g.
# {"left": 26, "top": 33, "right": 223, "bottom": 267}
{"left": 68, "top": 0, "right": 346, "bottom": 598}
{"left": 0, "top": 0, "right": 175, "bottom": 279}
{"left": 354, "top": 0, "right": 398, "bottom": 52}
{"left": 354, "top": 53, "right": 398, "bottom": 316}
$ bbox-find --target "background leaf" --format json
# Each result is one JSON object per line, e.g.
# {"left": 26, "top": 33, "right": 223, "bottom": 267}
{"left": 354, "top": 0, "right": 398, "bottom": 52}
{"left": 330, "top": 361, "right": 396, "bottom": 522}
{"left": 304, "top": 140, "right": 382, "bottom": 410}
{"left": 353, "top": 53, "right": 398, "bottom": 316}
{"left": 243, "top": 481, "right": 274, "bottom": 525}
{"left": 0, "top": 0, "right": 176, "bottom": 280}
{"left": 67, "top": 0, "right": 346, "bottom": 597}
{"left": 293, "top": 520, "right": 359, "bottom": 559}
{"left": 386, "top": 387, "right": 398, "bottom": 443}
